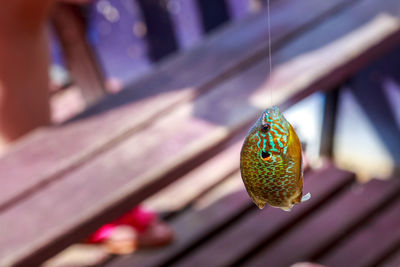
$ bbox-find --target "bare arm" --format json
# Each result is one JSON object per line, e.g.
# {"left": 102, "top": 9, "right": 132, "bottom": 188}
{"left": 0, "top": 0, "right": 55, "bottom": 152}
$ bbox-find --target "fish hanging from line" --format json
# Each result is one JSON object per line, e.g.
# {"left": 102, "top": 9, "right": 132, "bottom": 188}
{"left": 240, "top": 106, "right": 311, "bottom": 211}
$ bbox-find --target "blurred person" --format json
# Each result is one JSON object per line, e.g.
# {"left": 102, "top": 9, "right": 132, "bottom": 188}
{"left": 0, "top": 0, "right": 53, "bottom": 152}
{"left": 0, "top": 0, "right": 173, "bottom": 253}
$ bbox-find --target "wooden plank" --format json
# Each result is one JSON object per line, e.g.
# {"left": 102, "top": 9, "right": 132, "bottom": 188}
{"left": 143, "top": 134, "right": 243, "bottom": 214}
{"left": 242, "top": 179, "right": 400, "bottom": 267}
{"left": 52, "top": 3, "right": 107, "bottom": 106}
{"left": 319, "top": 197, "right": 400, "bottom": 267}
{"left": 380, "top": 249, "right": 400, "bottom": 267}
{"left": 169, "top": 168, "right": 354, "bottom": 267}
{"left": 107, "top": 165, "right": 354, "bottom": 267}
{"left": 120, "top": 173, "right": 250, "bottom": 267}
{"left": 0, "top": 0, "right": 355, "bottom": 212}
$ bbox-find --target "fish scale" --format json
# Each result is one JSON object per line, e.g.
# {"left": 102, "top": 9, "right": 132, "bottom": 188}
{"left": 240, "top": 106, "right": 310, "bottom": 211}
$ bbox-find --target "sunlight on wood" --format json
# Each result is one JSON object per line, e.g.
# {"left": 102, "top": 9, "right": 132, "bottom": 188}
{"left": 250, "top": 13, "right": 400, "bottom": 110}
{"left": 194, "top": 174, "right": 243, "bottom": 211}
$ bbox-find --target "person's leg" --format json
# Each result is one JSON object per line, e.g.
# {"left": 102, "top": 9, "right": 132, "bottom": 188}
{"left": 0, "top": 0, "right": 54, "bottom": 153}
{"left": 0, "top": 1, "right": 175, "bottom": 252}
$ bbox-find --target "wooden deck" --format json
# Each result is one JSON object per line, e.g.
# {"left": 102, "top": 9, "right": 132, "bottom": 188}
{"left": 1, "top": 0, "right": 400, "bottom": 266}
{"left": 107, "top": 164, "right": 400, "bottom": 267}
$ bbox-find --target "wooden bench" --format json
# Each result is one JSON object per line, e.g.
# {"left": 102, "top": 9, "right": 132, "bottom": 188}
{"left": 1, "top": 0, "right": 400, "bottom": 266}
{"left": 49, "top": 0, "right": 241, "bottom": 109}
{"left": 109, "top": 164, "right": 400, "bottom": 267}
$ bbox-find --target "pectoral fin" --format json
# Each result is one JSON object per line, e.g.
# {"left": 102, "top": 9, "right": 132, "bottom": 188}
{"left": 248, "top": 191, "right": 266, "bottom": 209}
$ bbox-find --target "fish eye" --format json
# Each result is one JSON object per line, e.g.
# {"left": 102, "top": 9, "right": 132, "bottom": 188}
{"left": 261, "top": 150, "right": 271, "bottom": 159}
{"left": 261, "top": 123, "right": 270, "bottom": 132}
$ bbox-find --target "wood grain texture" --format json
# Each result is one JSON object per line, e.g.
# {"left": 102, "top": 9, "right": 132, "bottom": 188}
{"left": 142, "top": 134, "right": 244, "bottom": 213}
{"left": 116, "top": 173, "right": 250, "bottom": 267}
{"left": 0, "top": 0, "right": 353, "bottom": 212}
{"left": 2, "top": 0, "right": 400, "bottom": 265}
{"left": 169, "top": 166, "right": 353, "bottom": 267}
{"left": 319, "top": 197, "right": 400, "bottom": 267}
{"left": 107, "top": 165, "right": 354, "bottom": 267}
{"left": 380, "top": 249, "right": 400, "bottom": 267}
{"left": 243, "top": 179, "right": 400, "bottom": 267}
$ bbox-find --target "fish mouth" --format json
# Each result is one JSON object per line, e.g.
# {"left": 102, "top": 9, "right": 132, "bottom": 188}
{"left": 266, "top": 106, "right": 280, "bottom": 115}
{"left": 263, "top": 106, "right": 279, "bottom": 118}
{"left": 262, "top": 106, "right": 289, "bottom": 130}
{"left": 263, "top": 106, "right": 281, "bottom": 122}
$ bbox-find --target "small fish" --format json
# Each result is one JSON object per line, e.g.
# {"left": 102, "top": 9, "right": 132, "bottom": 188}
{"left": 240, "top": 106, "right": 311, "bottom": 211}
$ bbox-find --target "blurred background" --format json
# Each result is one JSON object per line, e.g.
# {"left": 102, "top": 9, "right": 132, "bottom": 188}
{"left": 49, "top": 0, "right": 268, "bottom": 120}
{"left": 49, "top": 0, "right": 399, "bottom": 181}
{"left": 1, "top": 0, "right": 400, "bottom": 266}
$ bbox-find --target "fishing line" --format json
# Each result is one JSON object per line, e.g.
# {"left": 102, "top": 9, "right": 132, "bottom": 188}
{"left": 267, "top": 0, "right": 273, "bottom": 106}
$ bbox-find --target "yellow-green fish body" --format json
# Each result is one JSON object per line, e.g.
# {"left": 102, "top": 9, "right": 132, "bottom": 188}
{"left": 240, "top": 106, "right": 310, "bottom": 211}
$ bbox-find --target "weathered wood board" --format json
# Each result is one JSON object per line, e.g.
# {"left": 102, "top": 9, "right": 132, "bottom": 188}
{"left": 319, "top": 197, "right": 400, "bottom": 267}
{"left": 242, "top": 179, "right": 400, "bottom": 267}
{"left": 108, "top": 165, "right": 354, "bottom": 267}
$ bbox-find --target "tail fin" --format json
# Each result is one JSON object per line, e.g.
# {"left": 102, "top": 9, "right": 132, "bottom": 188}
{"left": 301, "top": 192, "right": 311, "bottom": 202}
